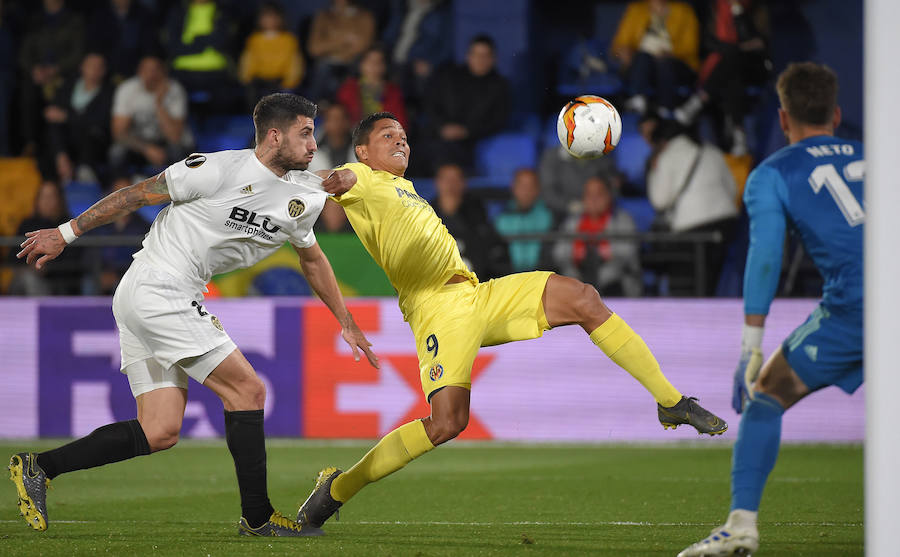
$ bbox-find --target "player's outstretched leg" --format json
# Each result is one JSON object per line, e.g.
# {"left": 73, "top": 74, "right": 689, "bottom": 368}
{"left": 7, "top": 416, "right": 155, "bottom": 532}
{"left": 541, "top": 274, "right": 727, "bottom": 435}
{"left": 299, "top": 386, "right": 466, "bottom": 527}
{"left": 297, "top": 466, "right": 344, "bottom": 528}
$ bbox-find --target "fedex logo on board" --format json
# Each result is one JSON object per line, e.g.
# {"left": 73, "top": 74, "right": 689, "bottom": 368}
{"left": 302, "top": 302, "right": 494, "bottom": 440}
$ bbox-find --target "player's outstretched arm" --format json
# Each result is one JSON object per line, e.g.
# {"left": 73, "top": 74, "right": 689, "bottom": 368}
{"left": 294, "top": 242, "right": 379, "bottom": 368}
{"left": 16, "top": 172, "right": 171, "bottom": 270}
{"left": 314, "top": 168, "right": 358, "bottom": 196}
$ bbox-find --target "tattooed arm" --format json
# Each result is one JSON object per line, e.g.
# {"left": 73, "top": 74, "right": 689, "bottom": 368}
{"left": 17, "top": 172, "right": 171, "bottom": 269}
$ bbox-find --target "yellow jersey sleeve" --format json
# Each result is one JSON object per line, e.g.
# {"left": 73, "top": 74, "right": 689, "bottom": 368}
{"left": 329, "top": 162, "right": 477, "bottom": 320}
{"left": 333, "top": 162, "right": 370, "bottom": 206}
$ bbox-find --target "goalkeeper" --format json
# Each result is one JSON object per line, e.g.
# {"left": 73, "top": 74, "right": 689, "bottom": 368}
{"left": 679, "top": 62, "right": 864, "bottom": 557}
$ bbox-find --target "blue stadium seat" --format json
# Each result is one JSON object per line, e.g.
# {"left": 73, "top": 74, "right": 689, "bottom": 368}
{"left": 613, "top": 131, "right": 652, "bottom": 187}
{"left": 475, "top": 133, "right": 538, "bottom": 184}
{"left": 412, "top": 177, "right": 436, "bottom": 201}
{"left": 195, "top": 114, "right": 254, "bottom": 152}
{"left": 542, "top": 114, "right": 559, "bottom": 151}
{"left": 251, "top": 267, "right": 311, "bottom": 296}
{"left": 137, "top": 203, "right": 166, "bottom": 224}
{"left": 594, "top": 3, "right": 627, "bottom": 41}
{"left": 616, "top": 197, "right": 656, "bottom": 232}
{"left": 64, "top": 181, "right": 103, "bottom": 217}
{"left": 556, "top": 38, "right": 623, "bottom": 99}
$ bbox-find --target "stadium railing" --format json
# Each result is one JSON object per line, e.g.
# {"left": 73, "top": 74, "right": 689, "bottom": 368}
{"left": 0, "top": 231, "right": 723, "bottom": 297}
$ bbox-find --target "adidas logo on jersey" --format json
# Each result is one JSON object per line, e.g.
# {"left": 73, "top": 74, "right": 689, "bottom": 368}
{"left": 240, "top": 185, "right": 253, "bottom": 194}
{"left": 804, "top": 345, "right": 819, "bottom": 362}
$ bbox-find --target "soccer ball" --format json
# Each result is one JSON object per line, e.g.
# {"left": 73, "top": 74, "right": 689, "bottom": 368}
{"left": 557, "top": 95, "right": 622, "bottom": 159}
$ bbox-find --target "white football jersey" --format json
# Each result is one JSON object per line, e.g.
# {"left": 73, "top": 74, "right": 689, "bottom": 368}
{"left": 132, "top": 149, "right": 327, "bottom": 289}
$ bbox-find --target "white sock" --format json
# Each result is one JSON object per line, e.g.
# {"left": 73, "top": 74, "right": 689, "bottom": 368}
{"left": 726, "top": 509, "right": 759, "bottom": 531}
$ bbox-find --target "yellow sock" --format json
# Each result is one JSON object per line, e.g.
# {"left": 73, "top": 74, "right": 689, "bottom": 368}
{"left": 590, "top": 314, "right": 682, "bottom": 407}
{"left": 331, "top": 419, "right": 434, "bottom": 503}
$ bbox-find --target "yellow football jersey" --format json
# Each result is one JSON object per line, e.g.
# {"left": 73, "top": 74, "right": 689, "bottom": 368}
{"left": 334, "top": 162, "right": 477, "bottom": 319}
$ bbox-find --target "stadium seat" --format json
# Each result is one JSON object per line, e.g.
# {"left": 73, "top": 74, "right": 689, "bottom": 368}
{"left": 137, "top": 203, "right": 166, "bottom": 223}
{"left": 556, "top": 38, "right": 623, "bottom": 99}
{"left": 617, "top": 197, "right": 656, "bottom": 232}
{"left": 594, "top": 3, "right": 627, "bottom": 41}
{"left": 475, "top": 133, "right": 538, "bottom": 184}
{"left": 250, "top": 267, "right": 312, "bottom": 296}
{"left": 0, "top": 157, "right": 42, "bottom": 237}
{"left": 412, "top": 177, "right": 436, "bottom": 201}
{"left": 195, "top": 114, "right": 254, "bottom": 152}
{"left": 613, "top": 131, "right": 652, "bottom": 187}
{"left": 64, "top": 181, "right": 104, "bottom": 218}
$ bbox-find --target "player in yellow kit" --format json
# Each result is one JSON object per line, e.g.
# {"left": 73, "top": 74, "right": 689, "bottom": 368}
{"left": 297, "top": 112, "right": 727, "bottom": 529}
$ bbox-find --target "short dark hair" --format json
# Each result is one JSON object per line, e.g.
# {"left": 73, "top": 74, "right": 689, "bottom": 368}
{"left": 352, "top": 111, "right": 401, "bottom": 149}
{"left": 776, "top": 62, "right": 838, "bottom": 126}
{"left": 252, "top": 93, "right": 318, "bottom": 145}
{"left": 469, "top": 34, "right": 496, "bottom": 52}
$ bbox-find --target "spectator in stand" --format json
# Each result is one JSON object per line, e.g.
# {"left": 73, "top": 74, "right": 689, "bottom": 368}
{"left": 0, "top": 5, "right": 15, "bottom": 155}
{"left": 164, "top": 0, "right": 237, "bottom": 112}
{"left": 87, "top": 174, "right": 151, "bottom": 295}
{"left": 8, "top": 180, "right": 82, "bottom": 295}
{"left": 494, "top": 169, "right": 555, "bottom": 273}
{"left": 308, "top": 103, "right": 356, "bottom": 173}
{"left": 422, "top": 34, "right": 509, "bottom": 174}
{"left": 336, "top": 46, "right": 408, "bottom": 129}
{"left": 553, "top": 175, "right": 642, "bottom": 297}
{"left": 539, "top": 141, "right": 620, "bottom": 215}
{"left": 432, "top": 163, "right": 510, "bottom": 279}
{"left": 238, "top": 1, "right": 304, "bottom": 107}
{"left": 109, "top": 55, "right": 193, "bottom": 170}
{"left": 391, "top": 0, "right": 453, "bottom": 114}
{"left": 673, "top": 0, "right": 771, "bottom": 155}
{"left": 306, "top": 0, "right": 376, "bottom": 103}
{"left": 642, "top": 115, "right": 738, "bottom": 295}
{"left": 18, "top": 0, "right": 85, "bottom": 156}
{"left": 86, "top": 0, "right": 160, "bottom": 85}
{"left": 44, "top": 52, "right": 114, "bottom": 183}
{"left": 611, "top": 0, "right": 699, "bottom": 115}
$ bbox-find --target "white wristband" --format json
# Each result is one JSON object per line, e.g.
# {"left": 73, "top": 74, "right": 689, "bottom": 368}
{"left": 58, "top": 220, "right": 78, "bottom": 244}
{"left": 741, "top": 324, "right": 764, "bottom": 353}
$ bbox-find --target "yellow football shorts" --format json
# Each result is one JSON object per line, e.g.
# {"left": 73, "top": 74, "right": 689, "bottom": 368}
{"left": 408, "top": 271, "right": 553, "bottom": 400}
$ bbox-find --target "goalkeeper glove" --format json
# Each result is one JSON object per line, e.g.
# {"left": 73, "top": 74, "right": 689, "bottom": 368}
{"left": 732, "top": 324, "right": 765, "bottom": 414}
{"left": 732, "top": 347, "right": 763, "bottom": 414}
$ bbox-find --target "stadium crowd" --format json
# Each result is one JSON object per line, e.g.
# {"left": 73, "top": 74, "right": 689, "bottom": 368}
{"left": 0, "top": 0, "right": 825, "bottom": 299}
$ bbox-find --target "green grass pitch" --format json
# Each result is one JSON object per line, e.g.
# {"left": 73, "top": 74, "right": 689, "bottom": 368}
{"left": 0, "top": 441, "right": 862, "bottom": 556}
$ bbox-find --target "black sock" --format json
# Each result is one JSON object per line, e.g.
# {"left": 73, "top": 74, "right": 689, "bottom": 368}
{"left": 224, "top": 409, "right": 273, "bottom": 528}
{"left": 36, "top": 419, "right": 151, "bottom": 480}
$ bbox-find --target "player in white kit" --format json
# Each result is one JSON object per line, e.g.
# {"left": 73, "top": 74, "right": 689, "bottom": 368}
{"left": 10, "top": 94, "right": 377, "bottom": 537}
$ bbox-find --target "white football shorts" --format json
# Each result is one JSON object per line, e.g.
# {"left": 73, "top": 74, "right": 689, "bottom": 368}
{"left": 112, "top": 259, "right": 236, "bottom": 397}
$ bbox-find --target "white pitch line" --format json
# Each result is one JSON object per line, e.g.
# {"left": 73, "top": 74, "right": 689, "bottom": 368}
{"left": 0, "top": 520, "right": 863, "bottom": 527}
{"left": 353, "top": 520, "right": 863, "bottom": 527}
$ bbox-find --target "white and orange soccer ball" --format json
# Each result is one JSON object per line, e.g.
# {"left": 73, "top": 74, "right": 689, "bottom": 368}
{"left": 556, "top": 95, "right": 622, "bottom": 159}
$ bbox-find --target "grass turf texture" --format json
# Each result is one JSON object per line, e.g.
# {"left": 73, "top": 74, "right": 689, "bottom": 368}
{"left": 0, "top": 441, "right": 861, "bottom": 556}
